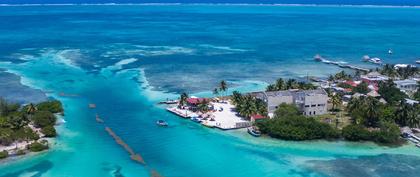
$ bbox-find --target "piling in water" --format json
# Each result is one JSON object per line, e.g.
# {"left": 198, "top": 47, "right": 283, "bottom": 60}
{"left": 95, "top": 114, "right": 104, "bottom": 123}
{"left": 105, "top": 127, "right": 146, "bottom": 165}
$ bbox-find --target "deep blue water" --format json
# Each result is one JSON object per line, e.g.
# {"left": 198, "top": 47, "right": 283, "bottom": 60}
{"left": 0, "top": 4, "right": 420, "bottom": 177}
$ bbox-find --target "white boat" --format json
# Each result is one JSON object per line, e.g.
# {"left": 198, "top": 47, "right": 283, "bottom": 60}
{"left": 156, "top": 120, "right": 168, "bottom": 127}
{"left": 388, "top": 49, "right": 393, "bottom": 55}
{"left": 416, "top": 60, "right": 420, "bottom": 64}
{"left": 369, "top": 57, "right": 382, "bottom": 64}
{"left": 416, "top": 143, "right": 420, "bottom": 148}
{"left": 247, "top": 126, "right": 261, "bottom": 137}
{"left": 408, "top": 137, "right": 420, "bottom": 144}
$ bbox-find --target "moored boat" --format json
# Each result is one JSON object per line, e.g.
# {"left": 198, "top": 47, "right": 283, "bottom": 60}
{"left": 191, "top": 117, "right": 202, "bottom": 123}
{"left": 247, "top": 126, "right": 261, "bottom": 137}
{"left": 416, "top": 60, "right": 420, "bottom": 64}
{"left": 156, "top": 120, "right": 168, "bottom": 127}
{"left": 364, "top": 57, "right": 382, "bottom": 64}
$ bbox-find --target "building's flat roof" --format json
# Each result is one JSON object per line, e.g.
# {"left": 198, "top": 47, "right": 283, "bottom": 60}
{"left": 394, "top": 79, "right": 417, "bottom": 86}
{"left": 265, "top": 90, "right": 293, "bottom": 97}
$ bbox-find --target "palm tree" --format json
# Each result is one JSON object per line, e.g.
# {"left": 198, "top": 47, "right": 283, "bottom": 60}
{"left": 275, "top": 78, "right": 284, "bottom": 90}
{"left": 197, "top": 100, "right": 209, "bottom": 113}
{"left": 364, "top": 97, "right": 380, "bottom": 127}
{"left": 328, "top": 75, "right": 335, "bottom": 82}
{"left": 286, "top": 79, "right": 297, "bottom": 89}
{"left": 266, "top": 84, "right": 276, "bottom": 91}
{"left": 397, "top": 102, "right": 419, "bottom": 128}
{"left": 231, "top": 91, "right": 242, "bottom": 105}
{"left": 331, "top": 93, "right": 342, "bottom": 111}
{"left": 26, "top": 103, "right": 37, "bottom": 115}
{"left": 179, "top": 92, "right": 188, "bottom": 107}
{"left": 213, "top": 88, "right": 219, "bottom": 98}
{"left": 219, "top": 80, "right": 228, "bottom": 100}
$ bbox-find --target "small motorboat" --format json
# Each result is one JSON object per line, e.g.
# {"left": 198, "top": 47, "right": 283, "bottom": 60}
{"left": 388, "top": 49, "right": 393, "bottom": 55}
{"left": 247, "top": 126, "right": 261, "bottom": 137}
{"left": 191, "top": 117, "right": 202, "bottom": 123}
{"left": 156, "top": 120, "right": 168, "bottom": 127}
{"left": 369, "top": 57, "right": 382, "bottom": 64}
{"left": 416, "top": 60, "right": 420, "bottom": 64}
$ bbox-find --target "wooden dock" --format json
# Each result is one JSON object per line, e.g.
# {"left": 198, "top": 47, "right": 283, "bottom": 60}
{"left": 316, "top": 57, "right": 370, "bottom": 72}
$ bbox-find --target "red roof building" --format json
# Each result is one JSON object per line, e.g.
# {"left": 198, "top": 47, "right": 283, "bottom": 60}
{"left": 251, "top": 114, "right": 266, "bottom": 122}
{"left": 186, "top": 98, "right": 207, "bottom": 105}
{"left": 345, "top": 80, "right": 358, "bottom": 87}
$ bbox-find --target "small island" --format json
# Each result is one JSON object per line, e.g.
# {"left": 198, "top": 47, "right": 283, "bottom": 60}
{"left": 166, "top": 63, "right": 419, "bottom": 146}
{"left": 0, "top": 98, "right": 63, "bottom": 160}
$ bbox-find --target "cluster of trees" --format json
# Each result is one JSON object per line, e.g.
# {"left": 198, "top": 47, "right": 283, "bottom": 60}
{"left": 345, "top": 93, "right": 419, "bottom": 144}
{"left": 256, "top": 104, "right": 339, "bottom": 140}
{"left": 342, "top": 123, "right": 400, "bottom": 144}
{"left": 0, "top": 98, "right": 62, "bottom": 151}
{"left": 231, "top": 91, "right": 267, "bottom": 119}
{"left": 266, "top": 78, "right": 316, "bottom": 91}
{"left": 378, "top": 80, "right": 407, "bottom": 105}
{"left": 328, "top": 71, "right": 353, "bottom": 81}
{"left": 380, "top": 64, "right": 419, "bottom": 79}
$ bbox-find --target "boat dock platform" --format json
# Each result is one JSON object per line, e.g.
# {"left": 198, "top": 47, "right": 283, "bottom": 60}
{"left": 166, "top": 107, "right": 194, "bottom": 118}
{"left": 315, "top": 56, "right": 370, "bottom": 72}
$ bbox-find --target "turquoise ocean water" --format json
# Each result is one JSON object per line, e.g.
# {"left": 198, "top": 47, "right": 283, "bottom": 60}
{"left": 0, "top": 4, "right": 420, "bottom": 177}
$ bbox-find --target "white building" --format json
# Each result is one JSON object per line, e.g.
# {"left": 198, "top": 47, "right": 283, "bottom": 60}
{"left": 394, "top": 79, "right": 418, "bottom": 92}
{"left": 361, "top": 71, "right": 389, "bottom": 84}
{"left": 255, "top": 89, "right": 328, "bottom": 118}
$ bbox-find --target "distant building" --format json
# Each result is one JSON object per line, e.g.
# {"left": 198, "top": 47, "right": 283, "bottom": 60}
{"left": 255, "top": 89, "right": 328, "bottom": 118}
{"left": 394, "top": 64, "right": 416, "bottom": 70}
{"left": 394, "top": 79, "right": 418, "bottom": 92}
{"left": 361, "top": 71, "right": 389, "bottom": 84}
{"left": 250, "top": 114, "right": 267, "bottom": 122}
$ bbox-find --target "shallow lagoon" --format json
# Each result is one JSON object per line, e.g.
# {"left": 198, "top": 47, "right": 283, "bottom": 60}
{"left": 0, "top": 4, "right": 420, "bottom": 177}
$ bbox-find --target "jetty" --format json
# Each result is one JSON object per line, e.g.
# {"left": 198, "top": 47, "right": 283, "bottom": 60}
{"left": 166, "top": 107, "right": 193, "bottom": 118}
{"left": 105, "top": 127, "right": 145, "bottom": 164}
{"left": 95, "top": 114, "right": 104, "bottom": 123}
{"left": 314, "top": 55, "right": 370, "bottom": 72}
{"left": 158, "top": 99, "right": 178, "bottom": 105}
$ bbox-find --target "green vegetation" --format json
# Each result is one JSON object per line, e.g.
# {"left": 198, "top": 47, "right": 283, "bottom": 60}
{"left": 342, "top": 122, "right": 401, "bottom": 144}
{"left": 36, "top": 100, "right": 63, "bottom": 113}
{"left": 219, "top": 80, "right": 228, "bottom": 97}
{"left": 345, "top": 94, "right": 419, "bottom": 144}
{"left": 378, "top": 79, "right": 407, "bottom": 105}
{"left": 353, "top": 82, "right": 369, "bottom": 94}
{"left": 41, "top": 125, "right": 57, "bottom": 137}
{"left": 256, "top": 104, "right": 339, "bottom": 140}
{"left": 266, "top": 78, "right": 316, "bottom": 91}
{"left": 231, "top": 91, "right": 267, "bottom": 118}
{"left": 0, "top": 150, "right": 8, "bottom": 159}
{"left": 0, "top": 98, "right": 62, "bottom": 158}
{"left": 380, "top": 64, "right": 419, "bottom": 79}
{"left": 33, "top": 111, "right": 56, "bottom": 128}
{"left": 16, "top": 149, "right": 26, "bottom": 156}
{"left": 178, "top": 92, "right": 189, "bottom": 107}
{"left": 328, "top": 71, "right": 352, "bottom": 81}
{"left": 28, "top": 141, "right": 49, "bottom": 152}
